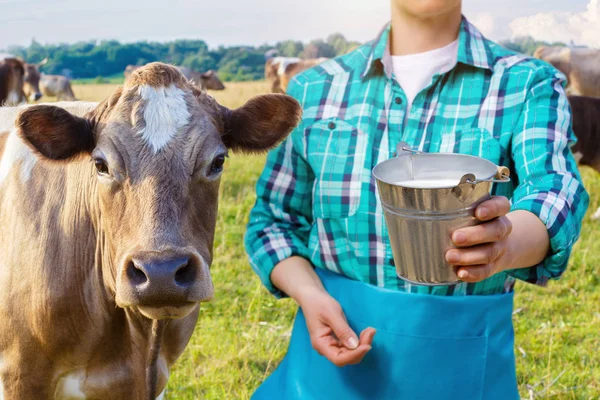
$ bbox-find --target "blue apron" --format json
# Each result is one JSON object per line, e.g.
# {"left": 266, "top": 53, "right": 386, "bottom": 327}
{"left": 252, "top": 268, "right": 519, "bottom": 400}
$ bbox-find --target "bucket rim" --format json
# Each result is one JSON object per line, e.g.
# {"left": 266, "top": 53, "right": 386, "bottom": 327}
{"left": 372, "top": 152, "right": 498, "bottom": 188}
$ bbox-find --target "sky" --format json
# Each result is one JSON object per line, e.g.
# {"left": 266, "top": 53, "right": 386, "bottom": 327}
{"left": 0, "top": 0, "right": 598, "bottom": 50}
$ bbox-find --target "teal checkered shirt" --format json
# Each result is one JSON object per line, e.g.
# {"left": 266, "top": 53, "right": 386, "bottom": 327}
{"left": 245, "top": 17, "right": 589, "bottom": 296}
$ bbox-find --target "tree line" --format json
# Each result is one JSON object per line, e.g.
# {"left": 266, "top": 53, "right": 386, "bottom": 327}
{"left": 4, "top": 34, "right": 360, "bottom": 82}
{"left": 3, "top": 34, "right": 569, "bottom": 82}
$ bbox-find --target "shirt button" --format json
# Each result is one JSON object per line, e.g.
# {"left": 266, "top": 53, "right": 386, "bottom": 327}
{"left": 328, "top": 121, "right": 336, "bottom": 130}
{"left": 395, "top": 97, "right": 402, "bottom": 105}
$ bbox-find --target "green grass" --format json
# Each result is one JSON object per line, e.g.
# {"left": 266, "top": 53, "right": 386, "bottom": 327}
{"left": 59, "top": 82, "right": 600, "bottom": 399}
{"left": 71, "top": 73, "right": 125, "bottom": 85}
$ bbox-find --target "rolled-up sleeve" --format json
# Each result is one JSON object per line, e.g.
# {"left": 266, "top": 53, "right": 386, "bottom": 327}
{"left": 244, "top": 78, "right": 314, "bottom": 297}
{"left": 508, "top": 66, "right": 589, "bottom": 285}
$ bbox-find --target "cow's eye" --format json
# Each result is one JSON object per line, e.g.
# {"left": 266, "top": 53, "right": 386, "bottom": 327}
{"left": 209, "top": 154, "right": 226, "bottom": 175}
{"left": 94, "top": 158, "right": 109, "bottom": 175}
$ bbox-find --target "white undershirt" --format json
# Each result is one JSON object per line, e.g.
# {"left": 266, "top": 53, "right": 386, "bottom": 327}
{"left": 391, "top": 40, "right": 459, "bottom": 114}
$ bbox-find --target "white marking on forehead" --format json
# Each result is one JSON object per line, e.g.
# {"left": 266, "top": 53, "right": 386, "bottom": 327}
{"left": 55, "top": 371, "right": 86, "bottom": 399}
{"left": 0, "top": 130, "right": 37, "bottom": 186}
{"left": 138, "top": 84, "right": 191, "bottom": 153}
{"left": 156, "top": 389, "right": 165, "bottom": 400}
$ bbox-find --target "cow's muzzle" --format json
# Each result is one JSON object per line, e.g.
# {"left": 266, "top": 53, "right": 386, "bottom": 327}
{"left": 116, "top": 250, "right": 213, "bottom": 319}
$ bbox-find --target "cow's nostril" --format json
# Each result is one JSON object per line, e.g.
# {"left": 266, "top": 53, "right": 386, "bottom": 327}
{"left": 174, "top": 259, "right": 197, "bottom": 287}
{"left": 127, "top": 261, "right": 148, "bottom": 286}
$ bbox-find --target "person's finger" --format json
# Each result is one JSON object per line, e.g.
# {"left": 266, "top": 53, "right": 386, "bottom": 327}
{"left": 324, "top": 310, "right": 360, "bottom": 350}
{"left": 322, "top": 343, "right": 372, "bottom": 367}
{"left": 455, "top": 264, "right": 496, "bottom": 282}
{"left": 359, "top": 327, "right": 376, "bottom": 346}
{"left": 451, "top": 217, "right": 512, "bottom": 247}
{"left": 311, "top": 334, "right": 337, "bottom": 357}
{"left": 445, "top": 243, "right": 502, "bottom": 266}
{"left": 474, "top": 196, "right": 511, "bottom": 221}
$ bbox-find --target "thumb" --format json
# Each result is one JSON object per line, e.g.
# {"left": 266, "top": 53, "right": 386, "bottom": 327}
{"left": 325, "top": 310, "right": 359, "bottom": 350}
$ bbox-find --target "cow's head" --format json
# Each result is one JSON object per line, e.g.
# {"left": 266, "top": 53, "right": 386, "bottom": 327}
{"left": 15, "top": 62, "right": 301, "bottom": 320}
{"left": 200, "top": 70, "right": 225, "bottom": 91}
{"left": 23, "top": 58, "right": 46, "bottom": 101}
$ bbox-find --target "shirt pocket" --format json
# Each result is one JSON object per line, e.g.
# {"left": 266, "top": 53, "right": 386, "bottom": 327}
{"left": 451, "top": 128, "right": 503, "bottom": 166}
{"left": 304, "top": 119, "right": 368, "bottom": 219}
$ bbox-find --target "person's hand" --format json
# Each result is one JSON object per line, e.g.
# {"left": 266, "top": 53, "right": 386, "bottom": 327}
{"left": 297, "top": 288, "right": 376, "bottom": 367}
{"left": 445, "top": 196, "right": 514, "bottom": 283}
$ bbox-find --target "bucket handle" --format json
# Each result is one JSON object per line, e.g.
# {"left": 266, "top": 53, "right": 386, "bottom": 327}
{"left": 452, "top": 167, "right": 510, "bottom": 203}
{"left": 458, "top": 166, "right": 511, "bottom": 185}
{"left": 394, "top": 141, "right": 422, "bottom": 157}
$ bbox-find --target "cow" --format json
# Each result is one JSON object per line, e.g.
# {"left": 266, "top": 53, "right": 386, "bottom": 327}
{"left": 0, "top": 62, "right": 301, "bottom": 399}
{"left": 124, "top": 64, "right": 141, "bottom": 80}
{"left": 567, "top": 95, "right": 600, "bottom": 219}
{"left": 534, "top": 46, "right": 600, "bottom": 97}
{"left": 2, "top": 55, "right": 47, "bottom": 103}
{"left": 125, "top": 65, "right": 225, "bottom": 91}
{"left": 178, "top": 68, "right": 225, "bottom": 91}
{"left": 0, "top": 58, "right": 25, "bottom": 106}
{"left": 22, "top": 58, "right": 46, "bottom": 102}
{"left": 265, "top": 57, "right": 329, "bottom": 93}
{"left": 40, "top": 74, "right": 77, "bottom": 101}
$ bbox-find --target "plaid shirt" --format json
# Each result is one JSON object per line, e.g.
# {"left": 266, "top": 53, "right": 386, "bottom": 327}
{"left": 245, "top": 17, "right": 589, "bottom": 296}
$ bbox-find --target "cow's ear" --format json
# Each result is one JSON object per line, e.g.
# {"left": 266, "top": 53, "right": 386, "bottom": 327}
{"left": 220, "top": 94, "right": 301, "bottom": 153}
{"left": 16, "top": 105, "right": 95, "bottom": 161}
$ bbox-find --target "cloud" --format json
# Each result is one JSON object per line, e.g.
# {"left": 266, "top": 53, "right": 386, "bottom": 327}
{"left": 509, "top": 0, "right": 600, "bottom": 46}
{"left": 469, "top": 12, "right": 497, "bottom": 38}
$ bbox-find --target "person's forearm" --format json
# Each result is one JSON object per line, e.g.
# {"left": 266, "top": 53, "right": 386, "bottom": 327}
{"left": 504, "top": 210, "right": 550, "bottom": 271}
{"left": 270, "top": 256, "right": 326, "bottom": 304}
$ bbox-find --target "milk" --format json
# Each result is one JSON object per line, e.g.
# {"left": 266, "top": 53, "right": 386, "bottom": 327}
{"left": 394, "top": 178, "right": 459, "bottom": 188}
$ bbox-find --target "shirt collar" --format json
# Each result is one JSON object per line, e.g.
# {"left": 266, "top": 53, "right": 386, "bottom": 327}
{"left": 360, "top": 16, "right": 494, "bottom": 79}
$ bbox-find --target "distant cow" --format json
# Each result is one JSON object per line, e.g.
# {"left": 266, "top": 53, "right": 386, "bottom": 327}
{"left": 0, "top": 58, "right": 25, "bottom": 106}
{"left": 265, "top": 57, "right": 329, "bottom": 93}
{"left": 534, "top": 46, "right": 600, "bottom": 97}
{"left": 0, "top": 62, "right": 300, "bottom": 399}
{"left": 125, "top": 65, "right": 225, "bottom": 91}
{"left": 568, "top": 95, "right": 600, "bottom": 219}
{"left": 40, "top": 74, "right": 77, "bottom": 101}
{"left": 178, "top": 68, "right": 225, "bottom": 91}
{"left": 22, "top": 58, "right": 46, "bottom": 102}
{"left": 124, "top": 64, "right": 141, "bottom": 80}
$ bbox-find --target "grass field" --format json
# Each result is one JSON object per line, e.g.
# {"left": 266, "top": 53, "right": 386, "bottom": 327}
{"left": 62, "top": 82, "right": 599, "bottom": 399}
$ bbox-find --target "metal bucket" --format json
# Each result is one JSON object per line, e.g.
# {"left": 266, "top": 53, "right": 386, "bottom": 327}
{"left": 372, "top": 142, "right": 511, "bottom": 285}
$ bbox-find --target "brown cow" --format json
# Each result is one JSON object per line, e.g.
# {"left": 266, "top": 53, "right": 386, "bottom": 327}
{"left": 124, "top": 64, "right": 141, "bottom": 80}
{"left": 0, "top": 58, "right": 25, "bottom": 106}
{"left": 23, "top": 59, "right": 46, "bottom": 101}
{"left": 40, "top": 74, "right": 77, "bottom": 101}
{"left": 534, "top": 46, "right": 600, "bottom": 97}
{"left": 0, "top": 62, "right": 300, "bottom": 399}
{"left": 126, "top": 65, "right": 225, "bottom": 91}
{"left": 265, "top": 57, "right": 329, "bottom": 93}
{"left": 178, "top": 68, "right": 225, "bottom": 91}
{"left": 568, "top": 95, "right": 600, "bottom": 219}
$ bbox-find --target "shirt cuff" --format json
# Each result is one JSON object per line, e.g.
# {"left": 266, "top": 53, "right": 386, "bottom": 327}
{"left": 246, "top": 237, "right": 312, "bottom": 299}
{"left": 505, "top": 199, "right": 576, "bottom": 286}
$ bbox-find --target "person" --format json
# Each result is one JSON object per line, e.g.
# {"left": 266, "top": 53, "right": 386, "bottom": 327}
{"left": 244, "top": 0, "right": 589, "bottom": 398}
